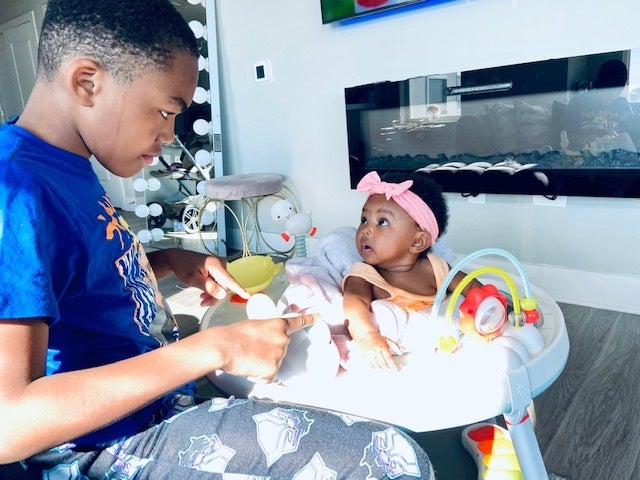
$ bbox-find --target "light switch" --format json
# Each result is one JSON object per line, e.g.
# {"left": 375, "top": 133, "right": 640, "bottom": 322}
{"left": 254, "top": 60, "right": 273, "bottom": 83}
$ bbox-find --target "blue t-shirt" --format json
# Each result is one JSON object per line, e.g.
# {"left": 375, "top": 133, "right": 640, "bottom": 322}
{"left": 0, "top": 120, "right": 193, "bottom": 447}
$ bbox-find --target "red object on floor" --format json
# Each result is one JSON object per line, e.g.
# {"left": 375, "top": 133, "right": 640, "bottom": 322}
{"left": 467, "top": 424, "right": 505, "bottom": 442}
{"left": 230, "top": 294, "right": 248, "bottom": 303}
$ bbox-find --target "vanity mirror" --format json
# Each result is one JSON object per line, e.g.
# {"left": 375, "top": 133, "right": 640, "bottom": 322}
{"left": 346, "top": 48, "right": 640, "bottom": 198}
{"left": 133, "top": 0, "right": 227, "bottom": 254}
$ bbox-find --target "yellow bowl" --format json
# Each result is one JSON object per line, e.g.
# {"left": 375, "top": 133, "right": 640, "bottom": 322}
{"left": 227, "top": 255, "right": 284, "bottom": 294}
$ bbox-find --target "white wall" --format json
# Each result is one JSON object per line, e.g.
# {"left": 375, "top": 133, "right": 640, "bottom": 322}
{"left": 213, "top": 0, "right": 640, "bottom": 313}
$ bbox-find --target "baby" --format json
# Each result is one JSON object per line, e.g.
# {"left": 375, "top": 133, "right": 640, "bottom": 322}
{"left": 343, "top": 170, "right": 480, "bottom": 369}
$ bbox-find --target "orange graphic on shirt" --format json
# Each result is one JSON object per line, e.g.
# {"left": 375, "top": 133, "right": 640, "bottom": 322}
{"left": 97, "top": 196, "right": 128, "bottom": 249}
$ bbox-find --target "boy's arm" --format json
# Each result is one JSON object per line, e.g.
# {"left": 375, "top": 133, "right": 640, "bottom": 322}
{"left": 0, "top": 313, "right": 314, "bottom": 464}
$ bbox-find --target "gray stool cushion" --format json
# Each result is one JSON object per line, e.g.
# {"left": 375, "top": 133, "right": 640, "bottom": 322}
{"left": 200, "top": 173, "right": 284, "bottom": 200}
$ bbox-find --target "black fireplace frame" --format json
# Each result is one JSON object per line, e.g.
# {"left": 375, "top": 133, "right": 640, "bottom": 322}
{"left": 346, "top": 50, "right": 640, "bottom": 198}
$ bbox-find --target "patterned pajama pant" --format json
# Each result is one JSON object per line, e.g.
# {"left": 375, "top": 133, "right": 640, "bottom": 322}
{"left": 22, "top": 396, "right": 434, "bottom": 479}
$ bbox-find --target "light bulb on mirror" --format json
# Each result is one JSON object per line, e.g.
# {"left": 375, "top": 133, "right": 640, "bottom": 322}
{"left": 133, "top": 178, "right": 148, "bottom": 192}
{"left": 194, "top": 149, "right": 212, "bottom": 167}
{"left": 148, "top": 203, "right": 163, "bottom": 217}
{"left": 188, "top": 20, "right": 206, "bottom": 40}
{"left": 151, "top": 228, "right": 165, "bottom": 242}
{"left": 193, "top": 119, "right": 211, "bottom": 136}
{"left": 200, "top": 210, "right": 215, "bottom": 226}
{"left": 198, "top": 55, "right": 208, "bottom": 72}
{"left": 135, "top": 204, "right": 150, "bottom": 218}
{"left": 147, "top": 178, "right": 161, "bottom": 192}
{"left": 137, "top": 229, "right": 152, "bottom": 244}
{"left": 192, "top": 86, "right": 210, "bottom": 104}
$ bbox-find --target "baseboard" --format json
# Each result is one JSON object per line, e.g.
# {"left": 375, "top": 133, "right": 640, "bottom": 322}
{"left": 453, "top": 255, "right": 640, "bottom": 315}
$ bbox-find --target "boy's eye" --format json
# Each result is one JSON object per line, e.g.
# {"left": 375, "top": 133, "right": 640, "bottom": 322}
{"left": 160, "top": 110, "right": 171, "bottom": 119}
{"left": 360, "top": 216, "right": 367, "bottom": 225}
{"left": 378, "top": 218, "right": 389, "bottom": 226}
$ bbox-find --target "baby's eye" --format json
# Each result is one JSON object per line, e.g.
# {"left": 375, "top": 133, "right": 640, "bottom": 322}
{"left": 360, "top": 216, "right": 367, "bottom": 225}
{"left": 377, "top": 218, "right": 389, "bottom": 226}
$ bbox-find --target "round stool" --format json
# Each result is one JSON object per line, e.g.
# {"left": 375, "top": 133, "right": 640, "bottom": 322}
{"left": 198, "top": 173, "right": 284, "bottom": 257}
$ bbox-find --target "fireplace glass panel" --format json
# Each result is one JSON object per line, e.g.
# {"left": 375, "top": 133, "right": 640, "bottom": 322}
{"left": 346, "top": 49, "right": 640, "bottom": 198}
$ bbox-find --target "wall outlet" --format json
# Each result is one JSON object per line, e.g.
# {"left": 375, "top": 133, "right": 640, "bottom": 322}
{"left": 467, "top": 193, "right": 486, "bottom": 204}
{"left": 532, "top": 195, "right": 567, "bottom": 207}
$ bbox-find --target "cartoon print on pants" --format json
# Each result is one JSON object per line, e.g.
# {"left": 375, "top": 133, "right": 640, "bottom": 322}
{"left": 105, "top": 438, "right": 152, "bottom": 479}
{"left": 43, "top": 460, "right": 88, "bottom": 480}
{"left": 361, "top": 427, "right": 421, "bottom": 479}
{"left": 292, "top": 451, "right": 337, "bottom": 480}
{"left": 104, "top": 453, "right": 151, "bottom": 480}
{"left": 253, "top": 407, "right": 314, "bottom": 467}
{"left": 178, "top": 434, "right": 236, "bottom": 473}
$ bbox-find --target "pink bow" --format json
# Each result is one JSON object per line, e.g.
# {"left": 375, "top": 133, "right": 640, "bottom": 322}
{"left": 356, "top": 171, "right": 414, "bottom": 200}
{"left": 355, "top": 171, "right": 440, "bottom": 244}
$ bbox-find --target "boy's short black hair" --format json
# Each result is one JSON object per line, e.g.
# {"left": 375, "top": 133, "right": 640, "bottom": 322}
{"left": 381, "top": 170, "right": 449, "bottom": 242}
{"left": 38, "top": 0, "right": 199, "bottom": 83}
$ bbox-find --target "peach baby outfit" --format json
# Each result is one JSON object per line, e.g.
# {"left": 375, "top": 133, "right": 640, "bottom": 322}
{"left": 342, "top": 253, "right": 450, "bottom": 311}
{"left": 339, "top": 253, "right": 451, "bottom": 359}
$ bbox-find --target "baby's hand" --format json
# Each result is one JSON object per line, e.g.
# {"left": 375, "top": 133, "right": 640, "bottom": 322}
{"left": 356, "top": 332, "right": 398, "bottom": 370}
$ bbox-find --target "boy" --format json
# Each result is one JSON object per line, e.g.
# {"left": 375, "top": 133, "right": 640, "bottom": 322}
{"left": 0, "top": 1, "right": 433, "bottom": 478}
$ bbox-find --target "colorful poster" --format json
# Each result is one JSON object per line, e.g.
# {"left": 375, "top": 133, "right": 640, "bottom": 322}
{"left": 321, "top": 0, "right": 427, "bottom": 24}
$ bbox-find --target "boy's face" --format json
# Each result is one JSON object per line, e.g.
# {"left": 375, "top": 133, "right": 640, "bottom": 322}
{"left": 84, "top": 52, "right": 199, "bottom": 178}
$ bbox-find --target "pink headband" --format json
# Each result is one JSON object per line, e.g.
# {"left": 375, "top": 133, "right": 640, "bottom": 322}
{"left": 357, "top": 171, "right": 440, "bottom": 245}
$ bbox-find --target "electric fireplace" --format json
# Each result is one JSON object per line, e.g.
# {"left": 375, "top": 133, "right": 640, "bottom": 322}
{"left": 346, "top": 49, "right": 640, "bottom": 198}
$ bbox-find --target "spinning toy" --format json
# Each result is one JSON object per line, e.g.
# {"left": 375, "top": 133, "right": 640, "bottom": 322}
{"left": 431, "top": 248, "right": 541, "bottom": 352}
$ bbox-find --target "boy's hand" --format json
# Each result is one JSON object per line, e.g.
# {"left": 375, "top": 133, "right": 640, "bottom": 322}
{"left": 206, "top": 313, "right": 318, "bottom": 382}
{"left": 197, "top": 254, "right": 250, "bottom": 306}
{"left": 161, "top": 249, "right": 250, "bottom": 305}
{"left": 356, "top": 331, "right": 398, "bottom": 370}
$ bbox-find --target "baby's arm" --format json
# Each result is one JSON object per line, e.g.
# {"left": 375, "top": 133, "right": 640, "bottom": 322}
{"left": 447, "top": 268, "right": 483, "bottom": 295}
{"left": 343, "top": 276, "right": 396, "bottom": 370}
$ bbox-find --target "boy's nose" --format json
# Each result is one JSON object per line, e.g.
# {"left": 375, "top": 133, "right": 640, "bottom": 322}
{"left": 158, "top": 120, "right": 175, "bottom": 145}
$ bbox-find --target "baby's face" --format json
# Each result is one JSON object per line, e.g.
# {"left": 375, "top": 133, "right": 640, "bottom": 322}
{"left": 356, "top": 194, "right": 422, "bottom": 268}
{"left": 84, "top": 52, "right": 199, "bottom": 178}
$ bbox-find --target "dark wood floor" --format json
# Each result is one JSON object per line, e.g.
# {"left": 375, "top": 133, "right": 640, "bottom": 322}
{"left": 534, "top": 303, "right": 640, "bottom": 480}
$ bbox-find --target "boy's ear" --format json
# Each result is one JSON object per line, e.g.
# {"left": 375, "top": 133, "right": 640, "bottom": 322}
{"left": 410, "top": 231, "right": 432, "bottom": 254}
{"left": 67, "top": 58, "right": 103, "bottom": 107}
